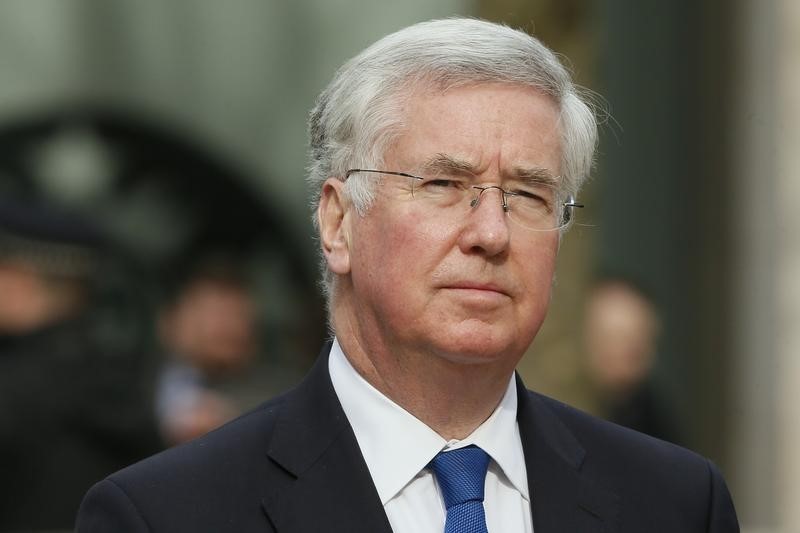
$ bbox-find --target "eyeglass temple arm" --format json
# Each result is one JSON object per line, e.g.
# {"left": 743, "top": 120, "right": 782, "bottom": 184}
{"left": 564, "top": 199, "right": 584, "bottom": 209}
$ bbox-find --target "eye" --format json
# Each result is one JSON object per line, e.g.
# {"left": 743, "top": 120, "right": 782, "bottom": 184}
{"left": 420, "top": 175, "right": 469, "bottom": 191}
{"left": 514, "top": 188, "right": 547, "bottom": 202}
{"left": 426, "top": 178, "right": 459, "bottom": 188}
{"left": 511, "top": 186, "right": 555, "bottom": 211}
{"left": 415, "top": 175, "right": 470, "bottom": 203}
{"left": 514, "top": 188, "right": 543, "bottom": 200}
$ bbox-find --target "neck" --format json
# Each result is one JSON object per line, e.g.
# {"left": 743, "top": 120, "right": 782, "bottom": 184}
{"left": 333, "top": 311, "right": 515, "bottom": 441}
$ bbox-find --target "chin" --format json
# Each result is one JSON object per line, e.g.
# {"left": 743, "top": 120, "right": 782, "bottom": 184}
{"left": 431, "top": 323, "right": 523, "bottom": 366}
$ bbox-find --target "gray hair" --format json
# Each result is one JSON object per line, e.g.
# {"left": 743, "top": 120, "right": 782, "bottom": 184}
{"left": 307, "top": 17, "right": 598, "bottom": 305}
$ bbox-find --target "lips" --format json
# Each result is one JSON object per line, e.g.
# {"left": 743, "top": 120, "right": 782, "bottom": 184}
{"left": 442, "top": 282, "right": 511, "bottom": 297}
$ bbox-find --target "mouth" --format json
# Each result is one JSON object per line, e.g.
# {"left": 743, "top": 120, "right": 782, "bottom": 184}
{"left": 443, "top": 282, "right": 511, "bottom": 298}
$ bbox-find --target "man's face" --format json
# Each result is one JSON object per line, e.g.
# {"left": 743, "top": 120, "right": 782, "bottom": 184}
{"left": 325, "top": 83, "right": 562, "bottom": 370}
{"left": 584, "top": 284, "right": 659, "bottom": 392}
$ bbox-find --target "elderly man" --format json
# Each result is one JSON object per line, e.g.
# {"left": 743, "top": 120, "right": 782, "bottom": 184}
{"left": 76, "top": 18, "right": 739, "bottom": 533}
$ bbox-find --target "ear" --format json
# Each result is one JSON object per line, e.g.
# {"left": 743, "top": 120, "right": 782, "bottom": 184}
{"left": 318, "top": 178, "right": 352, "bottom": 275}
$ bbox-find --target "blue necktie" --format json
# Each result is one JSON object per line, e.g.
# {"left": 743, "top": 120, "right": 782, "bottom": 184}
{"left": 429, "top": 445, "right": 490, "bottom": 533}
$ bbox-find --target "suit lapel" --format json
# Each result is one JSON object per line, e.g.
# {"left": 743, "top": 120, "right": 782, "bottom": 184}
{"left": 260, "top": 344, "right": 392, "bottom": 533}
{"left": 517, "top": 375, "right": 620, "bottom": 533}
{"left": 260, "top": 347, "right": 620, "bottom": 532}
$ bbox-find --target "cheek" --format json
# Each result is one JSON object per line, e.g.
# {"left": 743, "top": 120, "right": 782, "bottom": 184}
{"left": 362, "top": 208, "right": 442, "bottom": 264}
{"left": 523, "top": 234, "right": 559, "bottom": 275}
{"left": 351, "top": 215, "right": 419, "bottom": 292}
{"left": 517, "top": 241, "right": 559, "bottom": 307}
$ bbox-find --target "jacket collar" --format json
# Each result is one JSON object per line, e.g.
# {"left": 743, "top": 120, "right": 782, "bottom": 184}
{"left": 261, "top": 344, "right": 619, "bottom": 532}
{"left": 260, "top": 342, "right": 393, "bottom": 533}
{"left": 517, "top": 374, "right": 620, "bottom": 533}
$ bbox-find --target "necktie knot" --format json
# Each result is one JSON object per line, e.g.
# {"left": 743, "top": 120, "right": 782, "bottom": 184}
{"left": 429, "top": 445, "right": 490, "bottom": 532}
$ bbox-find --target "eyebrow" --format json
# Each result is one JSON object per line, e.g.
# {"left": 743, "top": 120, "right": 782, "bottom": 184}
{"left": 419, "top": 153, "right": 560, "bottom": 187}
{"left": 420, "top": 153, "right": 478, "bottom": 174}
{"left": 512, "top": 166, "right": 561, "bottom": 188}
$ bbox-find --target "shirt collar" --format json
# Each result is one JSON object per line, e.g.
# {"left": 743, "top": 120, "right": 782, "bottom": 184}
{"left": 328, "top": 337, "right": 529, "bottom": 505}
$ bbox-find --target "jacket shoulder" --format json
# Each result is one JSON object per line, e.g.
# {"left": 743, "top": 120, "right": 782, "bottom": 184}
{"left": 77, "top": 393, "right": 292, "bottom": 533}
{"left": 524, "top": 390, "right": 739, "bottom": 531}
{"left": 529, "top": 390, "right": 707, "bottom": 471}
{"left": 118, "top": 393, "right": 288, "bottom": 484}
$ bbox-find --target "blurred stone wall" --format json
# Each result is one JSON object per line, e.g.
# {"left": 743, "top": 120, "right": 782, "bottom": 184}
{"left": 0, "top": 0, "right": 471, "bottom": 264}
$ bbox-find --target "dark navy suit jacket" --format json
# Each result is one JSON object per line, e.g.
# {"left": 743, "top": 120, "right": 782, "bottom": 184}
{"left": 76, "top": 344, "right": 739, "bottom": 532}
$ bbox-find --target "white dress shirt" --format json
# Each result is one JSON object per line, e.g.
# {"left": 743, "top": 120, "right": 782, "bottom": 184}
{"left": 328, "top": 338, "right": 534, "bottom": 533}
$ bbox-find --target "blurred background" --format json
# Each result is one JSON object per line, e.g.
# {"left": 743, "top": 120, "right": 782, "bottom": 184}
{"left": 0, "top": 0, "right": 796, "bottom": 531}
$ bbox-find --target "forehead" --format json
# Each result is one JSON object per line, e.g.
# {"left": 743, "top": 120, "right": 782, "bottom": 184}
{"left": 386, "top": 82, "right": 563, "bottom": 176}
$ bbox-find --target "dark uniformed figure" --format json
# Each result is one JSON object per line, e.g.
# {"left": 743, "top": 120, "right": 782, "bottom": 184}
{"left": 0, "top": 198, "right": 161, "bottom": 532}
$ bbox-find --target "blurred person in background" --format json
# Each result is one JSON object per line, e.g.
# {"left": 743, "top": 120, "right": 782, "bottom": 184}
{"left": 0, "top": 198, "right": 160, "bottom": 532}
{"left": 77, "top": 18, "right": 738, "bottom": 532}
{"left": 155, "top": 256, "right": 258, "bottom": 446}
{"left": 583, "top": 275, "right": 680, "bottom": 443}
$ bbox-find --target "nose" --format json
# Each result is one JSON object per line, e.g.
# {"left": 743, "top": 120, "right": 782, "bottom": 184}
{"left": 457, "top": 186, "right": 511, "bottom": 257}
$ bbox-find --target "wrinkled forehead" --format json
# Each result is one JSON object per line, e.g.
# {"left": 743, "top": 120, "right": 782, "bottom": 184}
{"left": 381, "top": 81, "right": 564, "bottom": 178}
